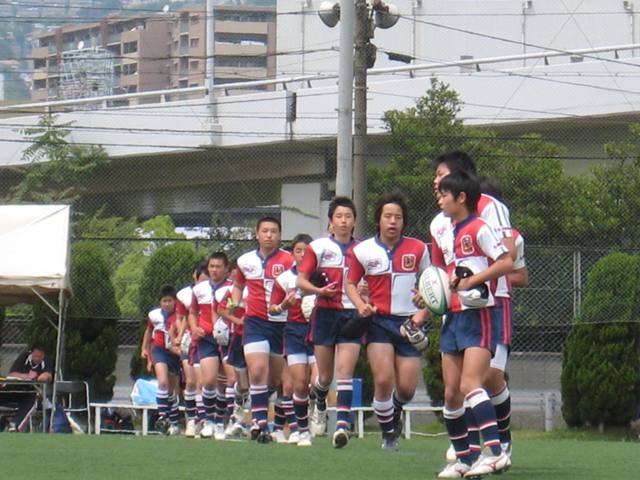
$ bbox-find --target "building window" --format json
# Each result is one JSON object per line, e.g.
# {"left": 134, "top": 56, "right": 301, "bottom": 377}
{"left": 127, "top": 85, "right": 137, "bottom": 93}
{"left": 33, "top": 79, "right": 46, "bottom": 89}
{"left": 190, "top": 15, "right": 199, "bottom": 24}
{"left": 34, "top": 58, "right": 46, "bottom": 69}
{"left": 123, "top": 63, "right": 138, "bottom": 75}
{"left": 217, "top": 56, "right": 267, "bottom": 68}
{"left": 190, "top": 60, "right": 200, "bottom": 71}
{"left": 123, "top": 41, "right": 138, "bottom": 54}
{"left": 190, "top": 38, "right": 199, "bottom": 48}
{"left": 179, "top": 79, "right": 188, "bottom": 88}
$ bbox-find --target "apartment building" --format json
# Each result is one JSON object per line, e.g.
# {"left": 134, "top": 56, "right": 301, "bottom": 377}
{"left": 168, "top": 5, "right": 277, "bottom": 95}
{"left": 30, "top": 5, "right": 277, "bottom": 103}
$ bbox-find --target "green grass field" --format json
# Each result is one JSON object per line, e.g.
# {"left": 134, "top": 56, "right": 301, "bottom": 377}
{"left": 0, "top": 430, "right": 637, "bottom": 479}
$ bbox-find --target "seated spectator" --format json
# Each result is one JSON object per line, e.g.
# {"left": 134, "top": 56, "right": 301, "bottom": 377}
{"left": 2, "top": 343, "right": 53, "bottom": 432}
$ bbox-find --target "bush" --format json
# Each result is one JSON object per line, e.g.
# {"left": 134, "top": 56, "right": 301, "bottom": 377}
{"left": 561, "top": 252, "right": 640, "bottom": 429}
{"left": 423, "top": 315, "right": 444, "bottom": 409}
{"left": 28, "top": 241, "right": 120, "bottom": 401}
{"left": 129, "top": 242, "right": 201, "bottom": 380}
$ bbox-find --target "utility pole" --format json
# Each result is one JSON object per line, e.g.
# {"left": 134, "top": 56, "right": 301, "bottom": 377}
{"left": 206, "top": 0, "right": 217, "bottom": 134}
{"left": 335, "top": 0, "right": 355, "bottom": 198}
{"left": 353, "top": 0, "right": 369, "bottom": 237}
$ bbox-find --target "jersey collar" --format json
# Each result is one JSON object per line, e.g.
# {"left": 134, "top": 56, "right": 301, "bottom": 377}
{"left": 453, "top": 214, "right": 477, "bottom": 237}
{"left": 329, "top": 235, "right": 356, "bottom": 255}
{"left": 374, "top": 234, "right": 404, "bottom": 259}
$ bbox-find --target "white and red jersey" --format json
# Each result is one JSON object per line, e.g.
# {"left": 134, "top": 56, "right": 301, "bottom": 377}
{"left": 347, "top": 236, "right": 430, "bottom": 316}
{"left": 299, "top": 236, "right": 358, "bottom": 310}
{"left": 445, "top": 215, "right": 509, "bottom": 312}
{"left": 176, "top": 285, "right": 193, "bottom": 319}
{"left": 190, "top": 278, "right": 232, "bottom": 335}
{"left": 147, "top": 308, "right": 177, "bottom": 348}
{"left": 219, "top": 287, "right": 247, "bottom": 335}
{"left": 236, "top": 248, "right": 294, "bottom": 322}
{"left": 271, "top": 267, "right": 306, "bottom": 324}
{"left": 431, "top": 193, "right": 513, "bottom": 297}
{"left": 513, "top": 228, "right": 526, "bottom": 271}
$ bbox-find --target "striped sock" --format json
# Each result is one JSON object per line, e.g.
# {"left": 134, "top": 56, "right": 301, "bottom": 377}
{"left": 196, "top": 394, "right": 206, "bottom": 421}
{"left": 250, "top": 384, "right": 269, "bottom": 431}
{"left": 225, "top": 385, "right": 235, "bottom": 419}
{"left": 491, "top": 385, "right": 512, "bottom": 445}
{"left": 156, "top": 388, "right": 170, "bottom": 420}
{"left": 444, "top": 406, "right": 472, "bottom": 466}
{"left": 215, "top": 375, "right": 228, "bottom": 425}
{"left": 312, "top": 378, "right": 329, "bottom": 412}
{"left": 392, "top": 390, "right": 409, "bottom": 432}
{"left": 282, "top": 396, "right": 297, "bottom": 432}
{"left": 464, "top": 407, "right": 481, "bottom": 463}
{"left": 336, "top": 378, "right": 353, "bottom": 431}
{"left": 373, "top": 397, "right": 395, "bottom": 434}
{"left": 202, "top": 387, "right": 217, "bottom": 422}
{"left": 168, "top": 394, "right": 180, "bottom": 425}
{"left": 293, "top": 394, "right": 309, "bottom": 432}
{"left": 184, "top": 389, "right": 197, "bottom": 420}
{"left": 274, "top": 397, "right": 286, "bottom": 431}
{"left": 466, "top": 388, "right": 501, "bottom": 456}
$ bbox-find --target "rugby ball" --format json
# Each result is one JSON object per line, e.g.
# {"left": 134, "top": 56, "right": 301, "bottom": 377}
{"left": 418, "top": 266, "right": 451, "bottom": 316}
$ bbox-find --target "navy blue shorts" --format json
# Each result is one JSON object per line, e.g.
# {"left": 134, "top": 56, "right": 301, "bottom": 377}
{"left": 366, "top": 314, "right": 422, "bottom": 358}
{"left": 440, "top": 308, "right": 495, "bottom": 355}
{"left": 152, "top": 346, "right": 181, "bottom": 376}
{"left": 225, "top": 333, "right": 246, "bottom": 369}
{"left": 312, "top": 308, "right": 362, "bottom": 346}
{"left": 197, "top": 336, "right": 221, "bottom": 360}
{"left": 284, "top": 322, "right": 313, "bottom": 357}
{"left": 242, "top": 316, "right": 284, "bottom": 355}
{"left": 492, "top": 297, "right": 513, "bottom": 346}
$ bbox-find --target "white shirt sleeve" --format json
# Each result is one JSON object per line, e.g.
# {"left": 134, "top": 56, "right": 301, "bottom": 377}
{"left": 481, "top": 198, "right": 513, "bottom": 239}
{"left": 477, "top": 224, "right": 509, "bottom": 261}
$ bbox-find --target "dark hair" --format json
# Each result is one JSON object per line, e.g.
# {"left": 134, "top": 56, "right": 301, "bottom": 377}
{"left": 208, "top": 251, "right": 229, "bottom": 268}
{"left": 291, "top": 233, "right": 313, "bottom": 250}
{"left": 158, "top": 284, "right": 177, "bottom": 300}
{"left": 479, "top": 175, "right": 503, "bottom": 200}
{"left": 432, "top": 150, "right": 477, "bottom": 175}
{"left": 256, "top": 216, "right": 281, "bottom": 232}
{"left": 328, "top": 196, "right": 357, "bottom": 220}
{"left": 374, "top": 191, "right": 409, "bottom": 233}
{"left": 439, "top": 171, "right": 480, "bottom": 212}
{"left": 228, "top": 258, "right": 238, "bottom": 271}
{"left": 30, "top": 342, "right": 46, "bottom": 353}
{"left": 192, "top": 260, "right": 208, "bottom": 278}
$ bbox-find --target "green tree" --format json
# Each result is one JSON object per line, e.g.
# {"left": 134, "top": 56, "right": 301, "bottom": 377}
{"left": 561, "top": 252, "right": 640, "bottom": 429}
{"left": 112, "top": 215, "right": 184, "bottom": 318}
{"left": 129, "top": 242, "right": 201, "bottom": 380}
{"left": 371, "top": 78, "right": 570, "bottom": 244}
{"left": 6, "top": 114, "right": 110, "bottom": 204}
{"left": 27, "top": 241, "right": 120, "bottom": 401}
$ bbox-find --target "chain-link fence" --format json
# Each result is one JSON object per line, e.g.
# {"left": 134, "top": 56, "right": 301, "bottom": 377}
{"left": 3, "top": 76, "right": 640, "bottom": 428}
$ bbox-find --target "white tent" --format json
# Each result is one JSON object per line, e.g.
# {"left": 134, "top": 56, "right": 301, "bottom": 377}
{"left": 0, "top": 204, "right": 72, "bottom": 430}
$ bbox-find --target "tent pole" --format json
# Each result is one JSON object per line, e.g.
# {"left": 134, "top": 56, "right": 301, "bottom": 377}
{"left": 49, "top": 290, "right": 65, "bottom": 432}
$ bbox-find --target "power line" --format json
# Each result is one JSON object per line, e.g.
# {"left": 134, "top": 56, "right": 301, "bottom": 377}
{"left": 400, "top": 15, "right": 640, "bottom": 70}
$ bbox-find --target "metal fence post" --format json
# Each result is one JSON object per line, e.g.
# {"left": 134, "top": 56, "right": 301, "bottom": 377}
{"left": 573, "top": 250, "right": 582, "bottom": 319}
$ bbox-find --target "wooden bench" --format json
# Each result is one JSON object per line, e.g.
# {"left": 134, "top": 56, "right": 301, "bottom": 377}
{"left": 91, "top": 402, "right": 442, "bottom": 437}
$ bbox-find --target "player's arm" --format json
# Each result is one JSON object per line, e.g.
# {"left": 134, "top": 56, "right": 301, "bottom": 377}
{"left": 140, "top": 324, "right": 152, "bottom": 359}
{"left": 508, "top": 266, "right": 529, "bottom": 287}
{"left": 269, "top": 279, "right": 295, "bottom": 315}
{"left": 345, "top": 250, "right": 377, "bottom": 317}
{"left": 296, "top": 245, "right": 338, "bottom": 297}
{"left": 188, "top": 298, "right": 205, "bottom": 339}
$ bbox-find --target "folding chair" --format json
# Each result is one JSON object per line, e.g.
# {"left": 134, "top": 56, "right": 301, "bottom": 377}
{"left": 54, "top": 381, "right": 91, "bottom": 433}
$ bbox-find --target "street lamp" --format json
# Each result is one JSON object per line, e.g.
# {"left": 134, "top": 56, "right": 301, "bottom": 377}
{"left": 319, "top": 0, "right": 400, "bottom": 236}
